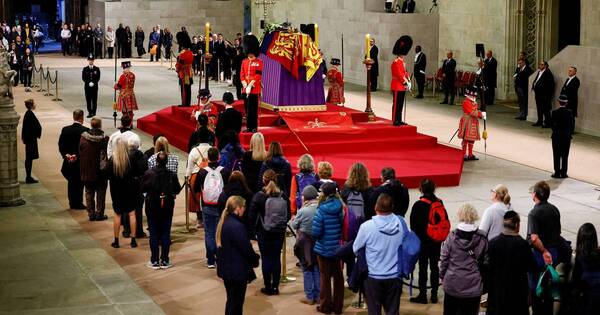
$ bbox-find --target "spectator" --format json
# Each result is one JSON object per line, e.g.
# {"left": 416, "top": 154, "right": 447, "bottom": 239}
{"left": 218, "top": 130, "right": 244, "bottom": 172}
{"left": 354, "top": 193, "right": 407, "bottom": 315}
{"left": 258, "top": 141, "right": 292, "bottom": 196}
{"left": 124, "top": 26, "right": 132, "bottom": 58}
{"left": 188, "top": 113, "right": 215, "bottom": 152}
{"left": 341, "top": 162, "right": 372, "bottom": 220}
{"left": 440, "top": 51, "right": 457, "bottom": 105}
{"left": 107, "top": 115, "right": 141, "bottom": 158}
{"left": 527, "top": 180, "right": 564, "bottom": 314}
{"left": 290, "top": 154, "right": 319, "bottom": 215}
{"left": 514, "top": 58, "right": 533, "bottom": 120}
{"left": 248, "top": 169, "right": 290, "bottom": 295}
{"left": 571, "top": 223, "right": 600, "bottom": 315}
{"left": 93, "top": 23, "right": 103, "bottom": 59}
{"left": 185, "top": 130, "right": 211, "bottom": 227}
{"left": 487, "top": 211, "right": 536, "bottom": 315}
{"left": 531, "top": 60, "right": 555, "bottom": 128}
{"left": 60, "top": 23, "right": 71, "bottom": 56}
{"left": 21, "top": 47, "right": 34, "bottom": 91}
{"left": 58, "top": 109, "right": 89, "bottom": 210}
{"left": 368, "top": 37, "right": 379, "bottom": 91}
{"left": 401, "top": 0, "right": 416, "bottom": 13}
{"left": 176, "top": 26, "right": 191, "bottom": 53}
{"left": 241, "top": 132, "right": 267, "bottom": 193}
{"left": 551, "top": 95, "right": 574, "bottom": 179}
{"left": 217, "top": 171, "right": 253, "bottom": 226}
{"left": 79, "top": 117, "right": 108, "bottom": 221}
{"left": 313, "top": 161, "right": 337, "bottom": 192}
{"left": 141, "top": 152, "right": 181, "bottom": 269}
{"left": 148, "top": 136, "right": 179, "bottom": 173}
{"left": 215, "top": 91, "right": 243, "bottom": 146}
{"left": 143, "top": 133, "right": 163, "bottom": 161}
{"left": 560, "top": 66, "right": 580, "bottom": 120}
{"left": 368, "top": 167, "right": 409, "bottom": 219}
{"left": 479, "top": 184, "right": 513, "bottom": 240}
{"left": 312, "top": 182, "right": 345, "bottom": 314}
{"left": 409, "top": 178, "right": 446, "bottom": 304}
{"left": 482, "top": 50, "right": 498, "bottom": 105}
{"left": 195, "top": 147, "right": 231, "bottom": 269}
{"left": 216, "top": 196, "right": 260, "bottom": 315}
{"left": 115, "top": 23, "right": 126, "bottom": 58}
{"left": 440, "top": 203, "right": 487, "bottom": 315}
{"left": 149, "top": 26, "right": 159, "bottom": 62}
{"left": 8, "top": 42, "right": 20, "bottom": 87}
{"left": 292, "top": 185, "right": 320, "bottom": 305}
{"left": 21, "top": 99, "right": 41, "bottom": 184}
{"left": 134, "top": 26, "right": 145, "bottom": 58}
{"left": 163, "top": 27, "right": 173, "bottom": 59}
{"left": 105, "top": 26, "right": 115, "bottom": 59}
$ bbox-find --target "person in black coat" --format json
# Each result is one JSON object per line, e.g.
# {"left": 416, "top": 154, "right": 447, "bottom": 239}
{"left": 215, "top": 92, "right": 243, "bottom": 146}
{"left": 217, "top": 195, "right": 260, "bottom": 315}
{"left": 414, "top": 45, "right": 427, "bottom": 98}
{"left": 82, "top": 56, "right": 101, "bottom": 117}
{"left": 22, "top": 99, "right": 41, "bottom": 184}
{"left": 514, "top": 58, "right": 533, "bottom": 120}
{"left": 531, "top": 60, "right": 555, "bottom": 128}
{"left": 217, "top": 171, "right": 253, "bottom": 232}
{"left": 402, "top": 0, "right": 416, "bottom": 13}
{"left": 440, "top": 51, "right": 457, "bottom": 105}
{"left": 482, "top": 50, "right": 498, "bottom": 105}
{"left": 58, "top": 109, "right": 89, "bottom": 209}
{"left": 550, "top": 95, "right": 574, "bottom": 179}
{"left": 176, "top": 27, "right": 191, "bottom": 53}
{"left": 367, "top": 38, "right": 379, "bottom": 91}
{"left": 367, "top": 167, "right": 409, "bottom": 219}
{"left": 134, "top": 26, "right": 145, "bottom": 57}
{"left": 115, "top": 23, "right": 126, "bottom": 58}
{"left": 560, "top": 66, "right": 580, "bottom": 118}
{"left": 187, "top": 113, "right": 216, "bottom": 152}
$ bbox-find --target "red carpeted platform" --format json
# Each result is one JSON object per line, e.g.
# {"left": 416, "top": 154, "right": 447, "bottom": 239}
{"left": 137, "top": 102, "right": 464, "bottom": 188}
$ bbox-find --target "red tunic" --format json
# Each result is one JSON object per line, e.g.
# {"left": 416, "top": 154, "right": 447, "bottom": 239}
{"left": 458, "top": 98, "right": 482, "bottom": 141}
{"left": 390, "top": 57, "right": 408, "bottom": 91}
{"left": 326, "top": 67, "right": 345, "bottom": 105}
{"left": 176, "top": 49, "right": 194, "bottom": 84}
{"left": 241, "top": 58, "right": 263, "bottom": 95}
{"left": 114, "top": 71, "right": 138, "bottom": 112}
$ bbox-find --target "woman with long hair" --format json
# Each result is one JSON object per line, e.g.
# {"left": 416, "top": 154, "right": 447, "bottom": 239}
{"left": 571, "top": 223, "right": 600, "bottom": 315}
{"left": 217, "top": 171, "right": 253, "bottom": 228}
{"left": 148, "top": 136, "right": 179, "bottom": 173}
{"left": 241, "top": 132, "right": 267, "bottom": 193}
{"left": 257, "top": 141, "right": 292, "bottom": 195}
{"left": 134, "top": 25, "right": 145, "bottom": 57}
{"left": 249, "top": 169, "right": 290, "bottom": 295}
{"left": 290, "top": 154, "right": 319, "bottom": 216}
{"left": 480, "top": 184, "right": 513, "bottom": 240}
{"left": 216, "top": 196, "right": 260, "bottom": 315}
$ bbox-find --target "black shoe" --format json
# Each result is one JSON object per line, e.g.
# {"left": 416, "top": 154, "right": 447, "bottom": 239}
{"left": 551, "top": 173, "right": 561, "bottom": 178}
{"left": 25, "top": 177, "right": 39, "bottom": 184}
{"left": 122, "top": 231, "right": 131, "bottom": 238}
{"left": 514, "top": 116, "right": 525, "bottom": 120}
{"left": 137, "top": 232, "right": 147, "bottom": 238}
{"left": 89, "top": 215, "right": 96, "bottom": 221}
{"left": 410, "top": 294, "right": 428, "bottom": 304}
{"left": 463, "top": 155, "right": 470, "bottom": 161}
{"left": 260, "top": 288, "right": 274, "bottom": 296}
{"left": 415, "top": 95, "right": 424, "bottom": 99}
{"left": 95, "top": 214, "right": 108, "bottom": 221}
{"left": 561, "top": 174, "right": 569, "bottom": 179}
{"left": 430, "top": 295, "right": 438, "bottom": 304}
{"left": 532, "top": 122, "right": 542, "bottom": 127}
{"left": 71, "top": 204, "right": 87, "bottom": 210}
{"left": 111, "top": 241, "right": 120, "bottom": 248}
{"left": 271, "top": 288, "right": 279, "bottom": 295}
{"left": 542, "top": 124, "right": 551, "bottom": 128}
{"left": 130, "top": 238, "right": 138, "bottom": 248}
{"left": 440, "top": 101, "right": 448, "bottom": 104}
{"left": 469, "top": 155, "right": 479, "bottom": 161}
{"left": 86, "top": 114, "right": 93, "bottom": 118}
{"left": 449, "top": 102, "right": 454, "bottom": 105}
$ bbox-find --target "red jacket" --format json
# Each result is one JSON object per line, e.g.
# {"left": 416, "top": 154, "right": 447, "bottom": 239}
{"left": 176, "top": 49, "right": 194, "bottom": 83}
{"left": 390, "top": 57, "right": 408, "bottom": 92}
{"left": 241, "top": 58, "right": 263, "bottom": 94}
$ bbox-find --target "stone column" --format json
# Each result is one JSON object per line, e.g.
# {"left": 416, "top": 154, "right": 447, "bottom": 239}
{"left": 0, "top": 46, "right": 24, "bottom": 207}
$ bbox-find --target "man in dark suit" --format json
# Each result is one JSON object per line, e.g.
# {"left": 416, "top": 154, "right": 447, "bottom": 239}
{"left": 560, "top": 66, "right": 580, "bottom": 119}
{"left": 551, "top": 95, "right": 574, "bottom": 178}
{"left": 440, "top": 51, "right": 456, "bottom": 105}
{"left": 531, "top": 60, "right": 555, "bottom": 127}
{"left": 58, "top": 109, "right": 89, "bottom": 209}
{"left": 215, "top": 92, "right": 243, "bottom": 150}
{"left": 82, "top": 56, "right": 101, "bottom": 118}
{"left": 414, "top": 45, "right": 427, "bottom": 98}
{"left": 482, "top": 50, "right": 498, "bottom": 105}
{"left": 368, "top": 38, "right": 379, "bottom": 91}
{"left": 514, "top": 58, "right": 533, "bottom": 120}
{"left": 402, "top": 0, "right": 416, "bottom": 13}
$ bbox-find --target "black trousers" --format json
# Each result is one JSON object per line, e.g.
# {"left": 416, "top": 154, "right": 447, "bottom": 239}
{"left": 392, "top": 90, "right": 406, "bottom": 125}
{"left": 224, "top": 279, "right": 247, "bottom": 315}
{"left": 84, "top": 85, "right": 98, "bottom": 115}
{"left": 484, "top": 87, "right": 495, "bottom": 105}
{"left": 179, "top": 80, "right": 192, "bottom": 107}
{"left": 95, "top": 42, "right": 102, "bottom": 58}
{"left": 61, "top": 39, "right": 70, "bottom": 55}
{"left": 415, "top": 72, "right": 425, "bottom": 97}
{"left": 443, "top": 78, "right": 456, "bottom": 104}
{"left": 25, "top": 158, "right": 33, "bottom": 179}
{"left": 370, "top": 71, "right": 378, "bottom": 91}
{"left": 552, "top": 137, "right": 571, "bottom": 176}
{"left": 418, "top": 242, "right": 441, "bottom": 297}
{"left": 443, "top": 293, "right": 480, "bottom": 315}
{"left": 107, "top": 47, "right": 113, "bottom": 59}
{"left": 164, "top": 45, "right": 172, "bottom": 59}
{"left": 516, "top": 86, "right": 528, "bottom": 118}
{"left": 245, "top": 94, "right": 259, "bottom": 131}
{"left": 23, "top": 70, "right": 32, "bottom": 87}
{"left": 122, "top": 196, "right": 144, "bottom": 236}
{"left": 535, "top": 95, "right": 552, "bottom": 125}
{"left": 365, "top": 277, "right": 402, "bottom": 315}
{"left": 67, "top": 177, "right": 84, "bottom": 208}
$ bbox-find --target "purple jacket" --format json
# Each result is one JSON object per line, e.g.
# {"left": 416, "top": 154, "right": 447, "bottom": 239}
{"left": 440, "top": 227, "right": 488, "bottom": 298}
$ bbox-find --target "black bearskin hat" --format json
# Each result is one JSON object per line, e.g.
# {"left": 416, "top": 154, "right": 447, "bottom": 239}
{"left": 330, "top": 58, "right": 341, "bottom": 66}
{"left": 393, "top": 35, "right": 413, "bottom": 56}
{"left": 179, "top": 33, "right": 192, "bottom": 50}
{"left": 243, "top": 34, "right": 260, "bottom": 57}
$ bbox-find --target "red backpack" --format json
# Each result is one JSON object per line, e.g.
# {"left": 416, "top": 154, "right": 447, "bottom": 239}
{"left": 421, "top": 198, "right": 451, "bottom": 242}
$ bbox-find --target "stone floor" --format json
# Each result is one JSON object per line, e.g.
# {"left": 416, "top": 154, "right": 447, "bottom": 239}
{"left": 2, "top": 53, "right": 599, "bottom": 314}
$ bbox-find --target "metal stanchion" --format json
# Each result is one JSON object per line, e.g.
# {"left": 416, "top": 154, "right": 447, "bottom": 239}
{"left": 184, "top": 177, "right": 190, "bottom": 232}
{"left": 52, "top": 70, "right": 62, "bottom": 101}
{"left": 280, "top": 233, "right": 296, "bottom": 283}
{"left": 37, "top": 65, "right": 44, "bottom": 92}
{"left": 43, "top": 69, "right": 53, "bottom": 96}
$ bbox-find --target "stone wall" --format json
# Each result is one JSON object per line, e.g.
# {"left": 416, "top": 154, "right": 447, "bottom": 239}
{"left": 580, "top": 0, "right": 600, "bottom": 48}
{"left": 527, "top": 45, "right": 600, "bottom": 136}
{"left": 89, "top": 0, "right": 244, "bottom": 42}
{"left": 251, "top": 0, "right": 439, "bottom": 89}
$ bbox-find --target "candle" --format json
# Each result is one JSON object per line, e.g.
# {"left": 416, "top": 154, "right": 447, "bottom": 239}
{"left": 205, "top": 22, "right": 210, "bottom": 54}
{"left": 314, "top": 24, "right": 319, "bottom": 48}
{"left": 366, "top": 34, "right": 370, "bottom": 60}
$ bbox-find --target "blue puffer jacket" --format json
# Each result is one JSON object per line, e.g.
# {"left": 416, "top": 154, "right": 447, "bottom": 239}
{"left": 312, "top": 196, "right": 344, "bottom": 258}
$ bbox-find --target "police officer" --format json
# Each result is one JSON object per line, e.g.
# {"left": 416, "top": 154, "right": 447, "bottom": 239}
{"left": 551, "top": 94, "right": 574, "bottom": 179}
{"left": 82, "top": 55, "right": 101, "bottom": 117}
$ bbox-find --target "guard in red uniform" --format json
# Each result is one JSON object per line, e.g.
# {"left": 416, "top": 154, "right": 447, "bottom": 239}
{"left": 458, "top": 88, "right": 486, "bottom": 161}
{"left": 241, "top": 34, "right": 263, "bottom": 133}
{"left": 114, "top": 61, "right": 138, "bottom": 120}
{"left": 326, "top": 58, "right": 345, "bottom": 106}
{"left": 391, "top": 36, "right": 413, "bottom": 126}
{"left": 176, "top": 36, "right": 194, "bottom": 107}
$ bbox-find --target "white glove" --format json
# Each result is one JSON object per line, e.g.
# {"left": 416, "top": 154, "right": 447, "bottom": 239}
{"left": 88, "top": 82, "right": 94, "bottom": 87}
{"left": 482, "top": 112, "right": 487, "bottom": 120}
{"left": 406, "top": 82, "right": 412, "bottom": 91}
{"left": 322, "top": 74, "right": 327, "bottom": 80}
{"left": 245, "top": 83, "right": 253, "bottom": 95}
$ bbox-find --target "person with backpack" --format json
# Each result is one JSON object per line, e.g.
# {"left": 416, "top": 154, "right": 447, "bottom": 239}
{"left": 241, "top": 132, "right": 267, "bottom": 193}
{"left": 148, "top": 136, "right": 179, "bottom": 173}
{"left": 440, "top": 203, "right": 488, "bottom": 315}
{"left": 248, "top": 169, "right": 290, "bottom": 295}
{"left": 311, "top": 182, "right": 345, "bottom": 314}
{"left": 218, "top": 130, "right": 244, "bottom": 172}
{"left": 217, "top": 171, "right": 253, "bottom": 229}
{"left": 571, "top": 223, "right": 600, "bottom": 315}
{"left": 312, "top": 161, "right": 338, "bottom": 192}
{"left": 480, "top": 184, "right": 513, "bottom": 240}
{"left": 195, "top": 147, "right": 231, "bottom": 268}
{"left": 141, "top": 152, "right": 182, "bottom": 269}
{"left": 353, "top": 193, "right": 407, "bottom": 315}
{"left": 367, "top": 167, "right": 409, "bottom": 219}
{"left": 258, "top": 141, "right": 292, "bottom": 196}
{"left": 187, "top": 113, "right": 216, "bottom": 153}
{"left": 290, "top": 154, "right": 319, "bottom": 216}
{"left": 79, "top": 117, "right": 109, "bottom": 221}
{"left": 409, "top": 178, "right": 449, "bottom": 304}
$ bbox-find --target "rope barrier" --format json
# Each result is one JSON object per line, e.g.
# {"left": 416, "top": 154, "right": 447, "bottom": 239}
{"left": 43, "top": 68, "right": 53, "bottom": 96}
{"left": 51, "top": 70, "right": 62, "bottom": 101}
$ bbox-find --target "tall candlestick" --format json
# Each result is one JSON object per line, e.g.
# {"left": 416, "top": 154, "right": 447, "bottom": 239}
{"left": 366, "top": 34, "right": 370, "bottom": 60}
{"left": 205, "top": 22, "right": 210, "bottom": 53}
{"left": 314, "top": 24, "right": 319, "bottom": 48}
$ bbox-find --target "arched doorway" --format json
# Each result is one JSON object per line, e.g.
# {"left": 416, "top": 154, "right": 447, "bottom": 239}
{"left": 557, "top": 0, "right": 580, "bottom": 51}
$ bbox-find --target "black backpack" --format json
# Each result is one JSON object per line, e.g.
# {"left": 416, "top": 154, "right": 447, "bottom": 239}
{"left": 147, "top": 170, "right": 176, "bottom": 212}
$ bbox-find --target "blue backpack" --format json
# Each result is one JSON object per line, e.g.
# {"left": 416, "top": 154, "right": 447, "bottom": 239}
{"left": 219, "top": 143, "right": 243, "bottom": 172}
{"left": 294, "top": 172, "right": 318, "bottom": 209}
{"left": 397, "top": 216, "right": 421, "bottom": 279}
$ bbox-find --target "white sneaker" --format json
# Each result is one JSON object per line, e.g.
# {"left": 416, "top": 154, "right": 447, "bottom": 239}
{"left": 206, "top": 264, "right": 216, "bottom": 269}
{"left": 146, "top": 261, "right": 160, "bottom": 270}
{"left": 161, "top": 261, "right": 173, "bottom": 269}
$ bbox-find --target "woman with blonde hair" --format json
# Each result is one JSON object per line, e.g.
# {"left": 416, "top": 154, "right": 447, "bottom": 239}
{"left": 148, "top": 136, "right": 179, "bottom": 173}
{"left": 216, "top": 196, "right": 260, "bottom": 315}
{"left": 290, "top": 153, "right": 319, "bottom": 215}
{"left": 440, "top": 203, "right": 488, "bottom": 315}
{"left": 480, "top": 184, "right": 513, "bottom": 240}
{"left": 257, "top": 141, "right": 292, "bottom": 195}
{"left": 313, "top": 161, "right": 337, "bottom": 192}
{"left": 242, "top": 132, "right": 267, "bottom": 193}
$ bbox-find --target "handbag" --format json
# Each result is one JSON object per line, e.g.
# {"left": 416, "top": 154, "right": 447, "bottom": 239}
{"left": 150, "top": 45, "right": 157, "bottom": 56}
{"left": 536, "top": 264, "right": 560, "bottom": 299}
